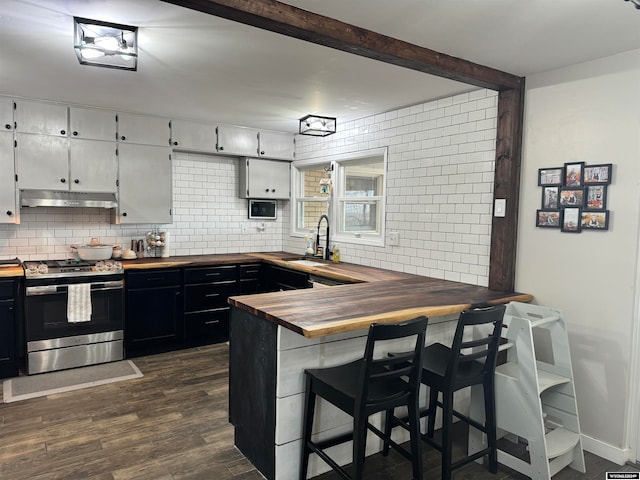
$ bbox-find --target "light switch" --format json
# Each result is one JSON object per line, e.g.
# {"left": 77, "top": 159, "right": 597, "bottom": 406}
{"left": 494, "top": 199, "right": 506, "bottom": 217}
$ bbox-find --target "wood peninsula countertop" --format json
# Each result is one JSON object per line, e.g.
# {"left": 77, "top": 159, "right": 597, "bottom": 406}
{"left": 226, "top": 253, "right": 533, "bottom": 338}
{"left": 0, "top": 266, "right": 23, "bottom": 278}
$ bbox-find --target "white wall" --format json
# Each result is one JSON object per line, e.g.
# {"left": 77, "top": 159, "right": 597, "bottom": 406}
{"left": 286, "top": 89, "right": 498, "bottom": 286}
{"left": 515, "top": 49, "right": 640, "bottom": 461}
{"left": 0, "top": 151, "right": 283, "bottom": 260}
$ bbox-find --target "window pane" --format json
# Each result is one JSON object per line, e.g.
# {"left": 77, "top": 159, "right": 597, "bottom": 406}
{"left": 341, "top": 200, "right": 380, "bottom": 232}
{"left": 301, "top": 167, "right": 331, "bottom": 198}
{"left": 344, "top": 160, "right": 384, "bottom": 197}
{"left": 297, "top": 200, "right": 329, "bottom": 231}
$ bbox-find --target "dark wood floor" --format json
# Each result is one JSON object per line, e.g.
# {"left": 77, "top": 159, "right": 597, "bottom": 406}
{"left": 0, "top": 344, "right": 637, "bottom": 480}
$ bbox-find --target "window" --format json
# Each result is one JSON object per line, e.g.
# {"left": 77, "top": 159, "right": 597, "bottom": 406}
{"left": 291, "top": 148, "right": 387, "bottom": 247}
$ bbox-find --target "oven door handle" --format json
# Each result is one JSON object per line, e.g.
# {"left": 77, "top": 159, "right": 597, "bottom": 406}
{"left": 26, "top": 280, "right": 124, "bottom": 296}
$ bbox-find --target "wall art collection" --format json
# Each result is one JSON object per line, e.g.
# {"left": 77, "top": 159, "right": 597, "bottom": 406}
{"left": 536, "top": 162, "right": 612, "bottom": 233}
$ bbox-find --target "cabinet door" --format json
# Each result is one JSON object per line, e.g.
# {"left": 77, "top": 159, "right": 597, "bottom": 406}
{"left": 69, "top": 139, "right": 118, "bottom": 193}
{"left": 125, "top": 284, "right": 182, "bottom": 356}
{"left": 69, "top": 107, "right": 117, "bottom": 141}
{"left": 0, "top": 132, "right": 17, "bottom": 223}
{"left": 216, "top": 124, "right": 259, "bottom": 156}
{"left": 117, "top": 144, "right": 172, "bottom": 224}
{"left": 0, "top": 98, "right": 14, "bottom": 132}
{"left": 0, "top": 299, "right": 17, "bottom": 378}
{"left": 170, "top": 119, "right": 216, "bottom": 152}
{"left": 245, "top": 158, "right": 290, "bottom": 199}
{"left": 258, "top": 130, "right": 294, "bottom": 160}
{"left": 118, "top": 113, "right": 170, "bottom": 146}
{"left": 14, "top": 99, "right": 68, "bottom": 136}
{"left": 15, "top": 132, "right": 69, "bottom": 190}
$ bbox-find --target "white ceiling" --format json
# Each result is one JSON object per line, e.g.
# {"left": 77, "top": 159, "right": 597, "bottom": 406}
{"left": 1, "top": 0, "right": 638, "bottom": 133}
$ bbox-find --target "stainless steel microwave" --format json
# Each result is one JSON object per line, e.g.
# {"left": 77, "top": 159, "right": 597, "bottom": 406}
{"left": 248, "top": 200, "right": 277, "bottom": 219}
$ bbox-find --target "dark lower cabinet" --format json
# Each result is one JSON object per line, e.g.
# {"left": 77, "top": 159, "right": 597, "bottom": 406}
{"left": 125, "top": 269, "right": 183, "bottom": 357}
{"left": 260, "top": 264, "right": 310, "bottom": 291}
{"left": 0, "top": 279, "right": 19, "bottom": 378}
{"left": 183, "top": 265, "right": 238, "bottom": 345}
{"left": 239, "top": 263, "right": 262, "bottom": 294}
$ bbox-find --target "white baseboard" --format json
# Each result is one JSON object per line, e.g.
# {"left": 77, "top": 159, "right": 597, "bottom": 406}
{"left": 582, "top": 433, "right": 631, "bottom": 466}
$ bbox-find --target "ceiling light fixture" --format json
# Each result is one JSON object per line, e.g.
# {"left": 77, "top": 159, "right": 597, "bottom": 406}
{"left": 74, "top": 17, "right": 138, "bottom": 71}
{"left": 299, "top": 115, "right": 337, "bottom": 137}
{"left": 625, "top": 0, "right": 640, "bottom": 9}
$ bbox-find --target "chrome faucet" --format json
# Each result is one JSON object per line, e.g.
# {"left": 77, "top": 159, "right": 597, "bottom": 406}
{"left": 316, "top": 215, "right": 330, "bottom": 260}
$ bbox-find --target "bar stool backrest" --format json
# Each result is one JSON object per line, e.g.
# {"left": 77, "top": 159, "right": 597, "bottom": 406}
{"left": 447, "top": 305, "right": 506, "bottom": 390}
{"left": 358, "top": 316, "right": 428, "bottom": 415}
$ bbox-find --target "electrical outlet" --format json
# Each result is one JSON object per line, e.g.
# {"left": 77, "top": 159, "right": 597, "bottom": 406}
{"left": 388, "top": 231, "right": 400, "bottom": 246}
{"left": 241, "top": 223, "right": 248, "bottom": 233}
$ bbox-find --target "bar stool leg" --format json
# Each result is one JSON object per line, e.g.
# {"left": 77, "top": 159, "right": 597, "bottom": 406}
{"left": 299, "top": 376, "right": 316, "bottom": 480}
{"left": 442, "top": 390, "right": 454, "bottom": 480}
{"left": 484, "top": 378, "right": 498, "bottom": 473}
{"left": 408, "top": 400, "right": 424, "bottom": 480}
{"left": 382, "top": 408, "right": 393, "bottom": 457}
{"left": 426, "top": 387, "right": 438, "bottom": 438}
{"left": 353, "top": 412, "right": 368, "bottom": 480}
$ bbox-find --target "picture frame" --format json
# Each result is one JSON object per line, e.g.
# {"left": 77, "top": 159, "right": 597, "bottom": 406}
{"left": 583, "top": 163, "right": 612, "bottom": 185}
{"left": 563, "top": 162, "right": 585, "bottom": 187}
{"left": 538, "top": 167, "right": 563, "bottom": 186}
{"left": 559, "top": 187, "right": 585, "bottom": 208}
{"left": 561, "top": 207, "right": 581, "bottom": 233}
{"left": 585, "top": 185, "right": 607, "bottom": 210}
{"left": 581, "top": 210, "right": 609, "bottom": 230}
{"left": 536, "top": 210, "right": 560, "bottom": 228}
{"left": 541, "top": 186, "right": 559, "bottom": 209}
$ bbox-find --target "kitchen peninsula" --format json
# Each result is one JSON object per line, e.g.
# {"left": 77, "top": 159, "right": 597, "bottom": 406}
{"left": 226, "top": 255, "right": 532, "bottom": 480}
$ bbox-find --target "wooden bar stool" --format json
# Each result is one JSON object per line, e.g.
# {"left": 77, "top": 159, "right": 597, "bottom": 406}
{"left": 385, "top": 305, "right": 505, "bottom": 480}
{"left": 299, "top": 316, "right": 428, "bottom": 480}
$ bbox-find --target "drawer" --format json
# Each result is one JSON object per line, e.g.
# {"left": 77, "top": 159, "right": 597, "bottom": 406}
{"left": 239, "top": 278, "right": 261, "bottom": 294}
{"left": 126, "top": 269, "right": 181, "bottom": 288}
{"left": 239, "top": 263, "right": 261, "bottom": 279}
{"left": 184, "top": 308, "right": 229, "bottom": 340}
{"left": 0, "top": 280, "right": 14, "bottom": 299}
{"left": 184, "top": 265, "right": 237, "bottom": 284}
{"left": 184, "top": 281, "right": 237, "bottom": 312}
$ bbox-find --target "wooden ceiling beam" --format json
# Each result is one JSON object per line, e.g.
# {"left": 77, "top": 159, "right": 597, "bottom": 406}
{"left": 161, "top": 0, "right": 523, "bottom": 91}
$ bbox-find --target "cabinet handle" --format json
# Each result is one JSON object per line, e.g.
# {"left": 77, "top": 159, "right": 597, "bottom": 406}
{"left": 73, "top": 131, "right": 78, "bottom": 136}
{"left": 265, "top": 188, "right": 269, "bottom": 192}
{"left": 122, "top": 212, "right": 127, "bottom": 217}
{"left": 6, "top": 211, "right": 12, "bottom": 216}
{"left": 204, "top": 320, "right": 220, "bottom": 325}
{"left": 272, "top": 189, "right": 275, "bottom": 192}
{"left": 205, "top": 272, "right": 220, "bottom": 277}
{"left": 260, "top": 150, "right": 265, "bottom": 155}
{"left": 74, "top": 179, "right": 80, "bottom": 184}
{"left": 219, "top": 146, "right": 224, "bottom": 151}
{"left": 120, "top": 135, "right": 126, "bottom": 141}
{"left": 173, "top": 141, "right": 178, "bottom": 146}
{"left": 4, "top": 124, "right": 10, "bottom": 130}
{"left": 60, "top": 130, "right": 66, "bottom": 135}
{"left": 205, "top": 293, "right": 220, "bottom": 298}
{"left": 60, "top": 178, "right": 66, "bottom": 183}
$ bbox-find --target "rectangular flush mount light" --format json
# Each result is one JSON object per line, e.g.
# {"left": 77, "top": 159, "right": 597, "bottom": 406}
{"left": 74, "top": 17, "right": 138, "bottom": 71}
{"left": 299, "top": 115, "right": 337, "bottom": 136}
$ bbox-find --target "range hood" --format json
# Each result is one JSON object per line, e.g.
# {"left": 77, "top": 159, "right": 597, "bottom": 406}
{"left": 20, "top": 190, "right": 118, "bottom": 208}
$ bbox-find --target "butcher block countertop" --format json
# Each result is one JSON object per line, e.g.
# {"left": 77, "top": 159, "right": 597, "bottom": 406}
{"left": 0, "top": 266, "right": 23, "bottom": 278}
{"left": 228, "top": 253, "right": 533, "bottom": 338}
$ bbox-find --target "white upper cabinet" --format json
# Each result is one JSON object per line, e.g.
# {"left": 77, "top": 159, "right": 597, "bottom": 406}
{"left": 170, "top": 119, "right": 216, "bottom": 153}
{"left": 69, "top": 107, "right": 117, "bottom": 141}
{"left": 216, "top": 124, "right": 259, "bottom": 157}
{"left": 258, "top": 130, "right": 294, "bottom": 160}
{"left": 239, "top": 158, "right": 290, "bottom": 199}
{"left": 118, "top": 113, "right": 170, "bottom": 146}
{"left": 69, "top": 139, "right": 118, "bottom": 193}
{"left": 15, "top": 133, "right": 69, "bottom": 190}
{"left": 116, "top": 144, "right": 172, "bottom": 224}
{"left": 0, "top": 132, "right": 17, "bottom": 223}
{"left": 14, "top": 99, "right": 68, "bottom": 136}
{"left": 0, "top": 98, "right": 14, "bottom": 132}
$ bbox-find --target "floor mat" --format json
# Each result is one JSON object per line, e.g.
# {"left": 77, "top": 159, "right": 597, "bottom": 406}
{"left": 2, "top": 360, "right": 143, "bottom": 403}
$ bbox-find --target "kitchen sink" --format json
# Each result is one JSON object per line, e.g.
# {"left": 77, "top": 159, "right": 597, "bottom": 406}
{"left": 287, "top": 259, "right": 329, "bottom": 267}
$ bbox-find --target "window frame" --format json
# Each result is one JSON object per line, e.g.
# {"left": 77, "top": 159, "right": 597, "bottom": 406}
{"left": 290, "top": 147, "right": 387, "bottom": 247}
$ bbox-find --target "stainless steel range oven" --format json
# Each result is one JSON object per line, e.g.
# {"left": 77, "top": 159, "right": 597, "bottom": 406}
{"left": 23, "top": 260, "right": 124, "bottom": 375}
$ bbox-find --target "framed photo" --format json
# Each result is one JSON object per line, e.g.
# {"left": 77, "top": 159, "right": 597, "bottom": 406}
{"left": 563, "top": 162, "right": 585, "bottom": 187}
{"left": 581, "top": 210, "right": 609, "bottom": 230}
{"left": 559, "top": 187, "right": 585, "bottom": 207}
{"left": 538, "top": 167, "right": 563, "bottom": 186}
{"left": 541, "top": 186, "right": 559, "bottom": 209}
{"left": 583, "top": 163, "right": 612, "bottom": 185}
{"left": 585, "top": 185, "right": 607, "bottom": 210}
{"left": 561, "top": 207, "right": 581, "bottom": 233}
{"left": 536, "top": 210, "right": 560, "bottom": 228}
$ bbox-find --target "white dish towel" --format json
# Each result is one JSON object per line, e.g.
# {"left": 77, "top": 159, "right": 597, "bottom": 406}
{"left": 67, "top": 283, "right": 92, "bottom": 323}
